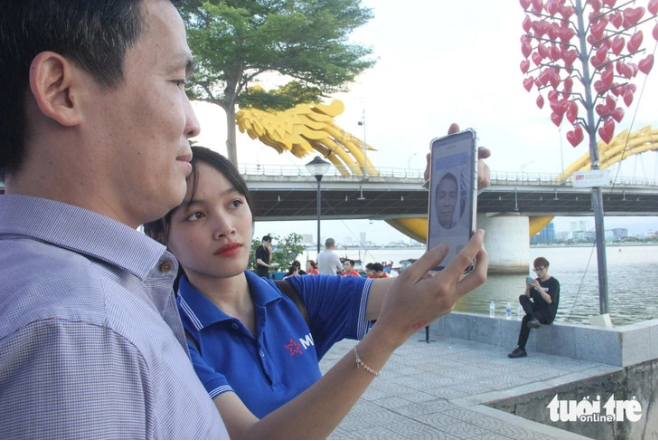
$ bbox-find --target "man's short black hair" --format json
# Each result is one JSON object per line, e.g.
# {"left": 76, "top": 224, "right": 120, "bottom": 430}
{"left": 0, "top": 0, "right": 184, "bottom": 181}
{"left": 344, "top": 259, "right": 355, "bottom": 266}
{"left": 262, "top": 235, "right": 272, "bottom": 243}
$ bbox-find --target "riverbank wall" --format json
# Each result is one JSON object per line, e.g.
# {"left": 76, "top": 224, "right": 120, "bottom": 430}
{"left": 488, "top": 359, "right": 658, "bottom": 439}
{"left": 429, "top": 313, "right": 658, "bottom": 439}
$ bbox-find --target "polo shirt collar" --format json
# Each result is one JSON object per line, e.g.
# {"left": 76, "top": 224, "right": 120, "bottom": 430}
{"left": 0, "top": 195, "right": 168, "bottom": 280}
{"left": 178, "top": 270, "right": 283, "bottom": 330}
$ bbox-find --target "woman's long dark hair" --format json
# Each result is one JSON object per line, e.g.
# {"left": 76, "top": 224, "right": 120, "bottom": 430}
{"left": 144, "top": 146, "right": 254, "bottom": 291}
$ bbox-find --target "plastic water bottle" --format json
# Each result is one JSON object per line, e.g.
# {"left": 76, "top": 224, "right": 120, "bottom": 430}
{"left": 489, "top": 301, "right": 495, "bottom": 318}
{"left": 517, "top": 303, "right": 524, "bottom": 320}
{"left": 506, "top": 303, "right": 512, "bottom": 320}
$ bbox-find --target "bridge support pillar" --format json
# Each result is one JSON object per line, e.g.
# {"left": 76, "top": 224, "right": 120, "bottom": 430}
{"left": 478, "top": 213, "right": 529, "bottom": 274}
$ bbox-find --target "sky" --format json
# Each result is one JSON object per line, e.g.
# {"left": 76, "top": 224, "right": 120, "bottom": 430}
{"left": 189, "top": 0, "right": 658, "bottom": 244}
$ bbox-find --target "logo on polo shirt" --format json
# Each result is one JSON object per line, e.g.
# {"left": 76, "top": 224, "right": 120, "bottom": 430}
{"left": 284, "top": 333, "right": 315, "bottom": 356}
{"left": 299, "top": 333, "right": 314, "bottom": 350}
{"left": 284, "top": 338, "right": 303, "bottom": 356}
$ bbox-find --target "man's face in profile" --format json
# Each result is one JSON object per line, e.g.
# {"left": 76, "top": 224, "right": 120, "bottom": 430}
{"left": 436, "top": 175, "right": 458, "bottom": 229}
{"left": 82, "top": 0, "right": 199, "bottom": 226}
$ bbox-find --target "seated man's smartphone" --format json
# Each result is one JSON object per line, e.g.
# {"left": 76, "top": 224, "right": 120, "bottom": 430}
{"left": 427, "top": 129, "right": 478, "bottom": 272}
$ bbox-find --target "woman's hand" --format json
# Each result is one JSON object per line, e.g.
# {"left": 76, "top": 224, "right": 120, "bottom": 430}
{"left": 370, "top": 230, "right": 488, "bottom": 350}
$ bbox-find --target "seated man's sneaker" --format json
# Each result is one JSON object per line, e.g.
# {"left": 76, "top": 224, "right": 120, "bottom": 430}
{"left": 508, "top": 347, "right": 527, "bottom": 358}
{"left": 527, "top": 318, "right": 541, "bottom": 329}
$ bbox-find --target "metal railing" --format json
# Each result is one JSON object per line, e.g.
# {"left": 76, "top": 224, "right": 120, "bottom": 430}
{"left": 490, "top": 171, "right": 658, "bottom": 187}
{"left": 238, "top": 163, "right": 425, "bottom": 180}
{"left": 238, "top": 164, "right": 658, "bottom": 187}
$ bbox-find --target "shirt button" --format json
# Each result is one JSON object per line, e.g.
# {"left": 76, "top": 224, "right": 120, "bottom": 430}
{"left": 159, "top": 261, "right": 173, "bottom": 273}
{"left": 231, "top": 323, "right": 239, "bottom": 330}
{"left": 259, "top": 351, "right": 265, "bottom": 358}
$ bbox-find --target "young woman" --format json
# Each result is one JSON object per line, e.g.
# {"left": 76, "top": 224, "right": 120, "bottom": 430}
{"left": 145, "top": 146, "right": 488, "bottom": 439}
{"left": 291, "top": 259, "right": 306, "bottom": 275}
{"left": 305, "top": 259, "right": 319, "bottom": 275}
{"left": 282, "top": 265, "right": 299, "bottom": 279}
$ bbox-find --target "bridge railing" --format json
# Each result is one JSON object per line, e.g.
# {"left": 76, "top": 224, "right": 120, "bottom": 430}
{"left": 238, "top": 163, "right": 425, "bottom": 180}
{"left": 490, "top": 171, "right": 658, "bottom": 187}
{"left": 238, "top": 164, "right": 658, "bottom": 187}
{"left": 491, "top": 171, "right": 565, "bottom": 184}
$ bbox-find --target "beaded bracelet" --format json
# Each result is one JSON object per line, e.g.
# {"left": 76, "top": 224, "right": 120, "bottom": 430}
{"left": 353, "top": 346, "right": 381, "bottom": 377}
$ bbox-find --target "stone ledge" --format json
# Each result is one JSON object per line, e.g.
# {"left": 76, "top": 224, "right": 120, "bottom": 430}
{"left": 429, "top": 312, "right": 658, "bottom": 367}
{"left": 487, "top": 265, "right": 529, "bottom": 275}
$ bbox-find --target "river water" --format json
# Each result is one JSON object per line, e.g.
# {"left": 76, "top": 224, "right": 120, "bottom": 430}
{"left": 300, "top": 245, "right": 658, "bottom": 326}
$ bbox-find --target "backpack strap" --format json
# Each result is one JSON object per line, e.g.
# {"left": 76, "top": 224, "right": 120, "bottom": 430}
{"left": 275, "top": 279, "right": 310, "bottom": 327}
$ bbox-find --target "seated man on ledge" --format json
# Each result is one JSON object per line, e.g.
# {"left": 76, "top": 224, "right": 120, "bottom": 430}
{"left": 509, "top": 257, "right": 560, "bottom": 359}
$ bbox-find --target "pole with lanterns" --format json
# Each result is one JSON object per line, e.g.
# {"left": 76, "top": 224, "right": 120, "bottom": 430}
{"left": 518, "top": 0, "right": 656, "bottom": 315}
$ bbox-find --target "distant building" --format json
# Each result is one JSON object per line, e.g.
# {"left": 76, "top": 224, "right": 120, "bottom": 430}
{"left": 572, "top": 231, "right": 586, "bottom": 240}
{"left": 530, "top": 222, "right": 556, "bottom": 244}
{"left": 301, "top": 234, "right": 314, "bottom": 245}
{"left": 647, "top": 230, "right": 658, "bottom": 238}
{"left": 359, "top": 232, "right": 367, "bottom": 246}
{"left": 556, "top": 231, "right": 570, "bottom": 241}
{"left": 584, "top": 230, "right": 596, "bottom": 241}
{"left": 610, "top": 228, "right": 628, "bottom": 240}
{"left": 571, "top": 220, "right": 588, "bottom": 233}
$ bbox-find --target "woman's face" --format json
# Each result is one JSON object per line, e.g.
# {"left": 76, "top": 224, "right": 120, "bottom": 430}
{"left": 166, "top": 162, "right": 253, "bottom": 281}
{"left": 306, "top": 261, "right": 313, "bottom": 272}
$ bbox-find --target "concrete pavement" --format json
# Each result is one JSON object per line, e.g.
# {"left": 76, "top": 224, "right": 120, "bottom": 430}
{"left": 320, "top": 331, "right": 619, "bottom": 440}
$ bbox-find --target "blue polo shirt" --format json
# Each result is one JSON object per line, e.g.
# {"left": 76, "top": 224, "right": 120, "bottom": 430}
{"left": 177, "top": 270, "right": 373, "bottom": 418}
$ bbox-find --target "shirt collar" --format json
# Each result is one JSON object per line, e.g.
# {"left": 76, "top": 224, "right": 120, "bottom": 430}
{"left": 0, "top": 195, "right": 168, "bottom": 280}
{"left": 178, "top": 270, "right": 284, "bottom": 330}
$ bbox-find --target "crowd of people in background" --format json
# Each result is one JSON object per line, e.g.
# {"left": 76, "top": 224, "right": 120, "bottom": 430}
{"left": 264, "top": 236, "right": 398, "bottom": 279}
{"left": 270, "top": 246, "right": 393, "bottom": 280}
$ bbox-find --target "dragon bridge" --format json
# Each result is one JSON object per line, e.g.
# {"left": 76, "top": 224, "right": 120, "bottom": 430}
{"left": 236, "top": 100, "right": 658, "bottom": 240}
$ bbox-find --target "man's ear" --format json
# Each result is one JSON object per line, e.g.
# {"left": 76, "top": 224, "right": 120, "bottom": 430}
{"left": 29, "top": 51, "right": 83, "bottom": 127}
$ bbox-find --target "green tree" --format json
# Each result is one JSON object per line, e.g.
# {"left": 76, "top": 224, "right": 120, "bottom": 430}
{"left": 179, "top": 0, "right": 375, "bottom": 164}
{"left": 248, "top": 232, "right": 306, "bottom": 273}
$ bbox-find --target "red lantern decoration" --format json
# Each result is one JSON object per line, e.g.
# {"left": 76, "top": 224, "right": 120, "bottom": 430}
{"left": 566, "top": 125, "right": 584, "bottom": 147}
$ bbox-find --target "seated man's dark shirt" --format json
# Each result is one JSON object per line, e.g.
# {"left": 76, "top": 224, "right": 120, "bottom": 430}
{"left": 530, "top": 277, "right": 560, "bottom": 323}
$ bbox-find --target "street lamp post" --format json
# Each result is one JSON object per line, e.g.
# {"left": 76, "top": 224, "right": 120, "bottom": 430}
{"left": 520, "top": 161, "right": 534, "bottom": 178}
{"left": 305, "top": 156, "right": 331, "bottom": 254}
{"left": 407, "top": 152, "right": 418, "bottom": 170}
{"left": 358, "top": 109, "right": 367, "bottom": 179}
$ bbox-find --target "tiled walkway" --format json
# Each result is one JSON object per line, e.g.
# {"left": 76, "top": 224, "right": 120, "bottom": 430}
{"left": 320, "top": 331, "right": 619, "bottom": 440}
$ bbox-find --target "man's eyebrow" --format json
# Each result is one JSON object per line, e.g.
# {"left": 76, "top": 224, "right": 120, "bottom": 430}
{"left": 185, "top": 56, "right": 195, "bottom": 79}
{"left": 171, "top": 53, "right": 195, "bottom": 79}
